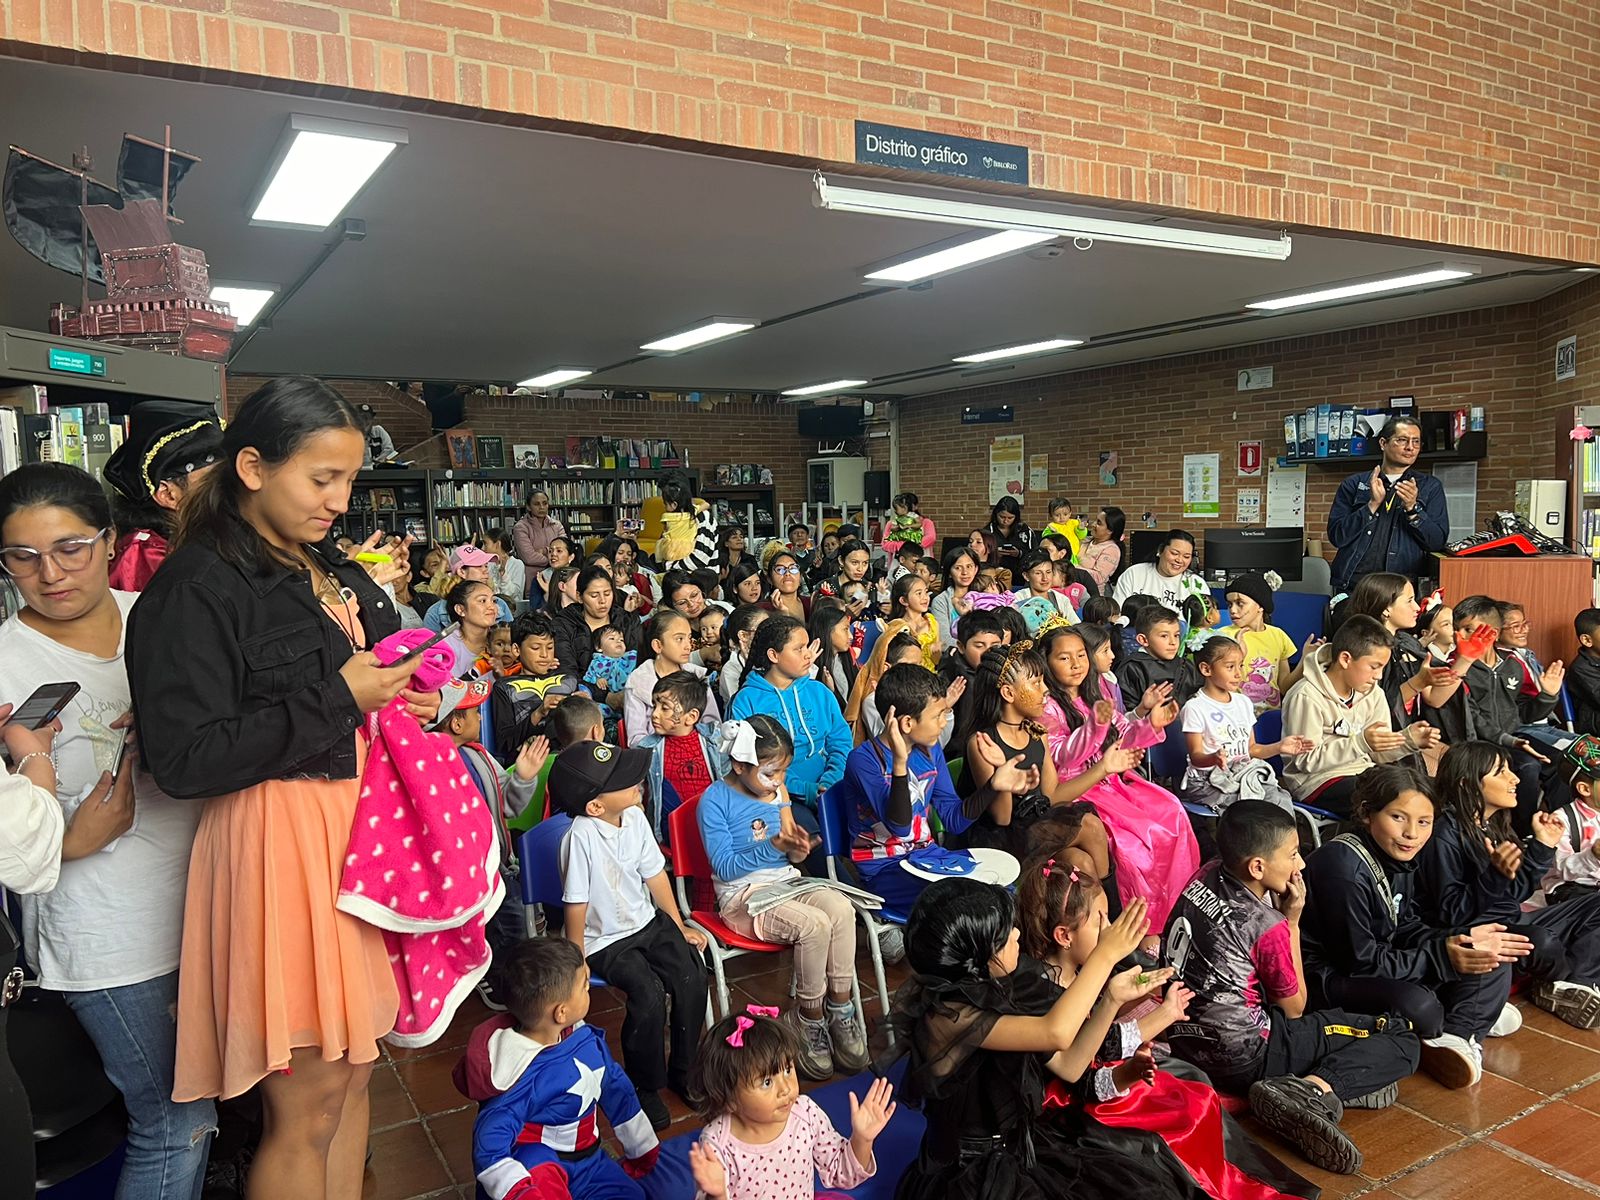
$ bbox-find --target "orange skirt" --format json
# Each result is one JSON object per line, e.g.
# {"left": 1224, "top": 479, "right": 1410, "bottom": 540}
{"left": 174, "top": 766, "right": 399, "bottom": 1102}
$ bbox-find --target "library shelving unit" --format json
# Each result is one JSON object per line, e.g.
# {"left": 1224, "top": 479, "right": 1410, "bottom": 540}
{"left": 340, "top": 466, "right": 697, "bottom": 547}
{"left": 702, "top": 483, "right": 778, "bottom": 540}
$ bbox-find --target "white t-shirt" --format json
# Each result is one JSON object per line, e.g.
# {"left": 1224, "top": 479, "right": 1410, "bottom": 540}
{"left": 1112, "top": 562, "right": 1196, "bottom": 614}
{"left": 560, "top": 806, "right": 666, "bottom": 956}
{"left": 0, "top": 591, "right": 202, "bottom": 990}
{"left": 1180, "top": 690, "right": 1258, "bottom": 792}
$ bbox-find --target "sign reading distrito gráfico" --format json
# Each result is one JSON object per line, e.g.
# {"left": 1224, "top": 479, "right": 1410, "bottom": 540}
{"left": 854, "top": 121, "right": 1029, "bottom": 186}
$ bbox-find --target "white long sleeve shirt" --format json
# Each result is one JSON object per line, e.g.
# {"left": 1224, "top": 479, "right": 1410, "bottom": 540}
{"left": 0, "top": 767, "right": 65, "bottom": 894}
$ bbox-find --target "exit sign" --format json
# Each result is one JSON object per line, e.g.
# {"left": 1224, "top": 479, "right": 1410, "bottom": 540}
{"left": 48, "top": 347, "right": 107, "bottom": 377}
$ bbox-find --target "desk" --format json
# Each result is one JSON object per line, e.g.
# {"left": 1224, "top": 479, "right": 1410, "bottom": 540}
{"left": 1436, "top": 555, "right": 1594, "bottom": 667}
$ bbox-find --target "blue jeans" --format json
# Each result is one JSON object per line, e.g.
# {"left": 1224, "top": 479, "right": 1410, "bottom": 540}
{"left": 62, "top": 971, "right": 215, "bottom": 1200}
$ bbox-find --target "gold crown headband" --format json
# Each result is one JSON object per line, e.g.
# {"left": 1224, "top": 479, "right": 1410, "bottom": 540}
{"left": 140, "top": 419, "right": 223, "bottom": 496}
{"left": 999, "top": 637, "right": 1037, "bottom": 685}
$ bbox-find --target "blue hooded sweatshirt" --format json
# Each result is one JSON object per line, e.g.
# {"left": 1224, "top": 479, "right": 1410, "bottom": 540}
{"left": 727, "top": 671, "right": 852, "bottom": 808}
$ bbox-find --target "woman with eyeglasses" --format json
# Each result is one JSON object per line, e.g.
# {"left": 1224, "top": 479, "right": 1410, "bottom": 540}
{"left": 0, "top": 462, "right": 212, "bottom": 1198}
{"left": 760, "top": 551, "right": 811, "bottom": 622}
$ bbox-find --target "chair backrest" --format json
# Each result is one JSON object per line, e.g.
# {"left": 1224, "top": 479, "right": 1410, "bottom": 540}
{"left": 817, "top": 784, "right": 852, "bottom": 860}
{"left": 516, "top": 813, "right": 574, "bottom": 908}
{"left": 1146, "top": 721, "right": 1189, "bottom": 786}
{"left": 1255, "top": 706, "right": 1284, "bottom": 746}
{"left": 1560, "top": 682, "right": 1577, "bottom": 730}
{"left": 666, "top": 795, "right": 712, "bottom": 882}
{"left": 506, "top": 757, "right": 554, "bottom": 835}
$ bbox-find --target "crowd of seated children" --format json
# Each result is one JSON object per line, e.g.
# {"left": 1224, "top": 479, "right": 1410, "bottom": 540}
{"left": 631, "top": 670, "right": 724, "bottom": 843}
{"left": 491, "top": 611, "right": 586, "bottom": 764}
{"left": 1180, "top": 637, "right": 1311, "bottom": 815}
{"left": 623, "top": 608, "right": 719, "bottom": 744}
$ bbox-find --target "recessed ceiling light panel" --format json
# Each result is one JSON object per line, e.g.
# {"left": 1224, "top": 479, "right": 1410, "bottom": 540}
{"left": 953, "top": 337, "right": 1084, "bottom": 364}
{"left": 781, "top": 379, "right": 868, "bottom": 397}
{"left": 250, "top": 115, "right": 408, "bottom": 230}
{"left": 209, "top": 284, "right": 276, "bottom": 326}
{"left": 1246, "top": 267, "right": 1477, "bottom": 311}
{"left": 517, "top": 368, "right": 593, "bottom": 388}
{"left": 639, "top": 318, "right": 758, "bottom": 353}
{"left": 865, "top": 230, "right": 1057, "bottom": 283}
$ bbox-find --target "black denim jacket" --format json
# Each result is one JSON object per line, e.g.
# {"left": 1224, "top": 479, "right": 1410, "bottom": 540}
{"left": 126, "top": 538, "right": 400, "bottom": 800}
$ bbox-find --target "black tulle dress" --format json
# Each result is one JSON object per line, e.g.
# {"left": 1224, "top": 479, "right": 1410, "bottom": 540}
{"left": 882, "top": 957, "right": 1202, "bottom": 1200}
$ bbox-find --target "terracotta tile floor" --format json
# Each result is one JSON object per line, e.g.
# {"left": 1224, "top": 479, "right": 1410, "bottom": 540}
{"left": 365, "top": 952, "right": 1600, "bottom": 1200}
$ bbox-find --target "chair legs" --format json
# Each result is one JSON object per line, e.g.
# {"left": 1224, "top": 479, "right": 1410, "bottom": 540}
{"left": 858, "top": 912, "right": 896, "bottom": 1047}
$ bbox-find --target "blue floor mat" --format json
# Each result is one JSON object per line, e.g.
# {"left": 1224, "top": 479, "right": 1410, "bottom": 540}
{"left": 643, "top": 1061, "right": 921, "bottom": 1200}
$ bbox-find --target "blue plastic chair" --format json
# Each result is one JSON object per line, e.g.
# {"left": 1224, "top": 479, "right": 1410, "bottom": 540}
{"left": 1293, "top": 802, "right": 1343, "bottom": 849}
{"left": 1146, "top": 722, "right": 1189, "bottom": 790}
{"left": 515, "top": 818, "right": 610, "bottom": 989}
{"left": 1560, "top": 682, "right": 1577, "bottom": 731}
{"left": 817, "top": 785, "right": 897, "bottom": 1045}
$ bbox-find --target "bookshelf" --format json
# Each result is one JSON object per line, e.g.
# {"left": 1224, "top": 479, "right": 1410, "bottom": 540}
{"left": 703, "top": 484, "right": 778, "bottom": 539}
{"left": 1573, "top": 406, "right": 1600, "bottom": 562}
{"left": 339, "top": 466, "right": 698, "bottom": 547}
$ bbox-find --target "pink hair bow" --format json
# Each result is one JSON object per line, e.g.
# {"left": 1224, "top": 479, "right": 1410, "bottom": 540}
{"left": 725, "top": 1004, "right": 782, "bottom": 1047}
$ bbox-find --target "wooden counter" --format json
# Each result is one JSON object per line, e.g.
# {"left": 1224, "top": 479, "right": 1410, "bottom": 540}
{"left": 1436, "top": 554, "right": 1595, "bottom": 668}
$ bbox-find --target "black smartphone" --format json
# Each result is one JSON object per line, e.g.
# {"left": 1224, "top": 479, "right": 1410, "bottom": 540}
{"left": 382, "top": 623, "right": 460, "bottom": 669}
{"left": 5, "top": 682, "right": 80, "bottom": 730}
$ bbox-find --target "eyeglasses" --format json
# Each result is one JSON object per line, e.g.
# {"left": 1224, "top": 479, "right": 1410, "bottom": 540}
{"left": 1386, "top": 436, "right": 1422, "bottom": 447}
{"left": 1503, "top": 621, "right": 1530, "bottom": 633}
{"left": 0, "top": 528, "right": 111, "bottom": 578}
{"left": 772, "top": 565, "right": 801, "bottom": 576}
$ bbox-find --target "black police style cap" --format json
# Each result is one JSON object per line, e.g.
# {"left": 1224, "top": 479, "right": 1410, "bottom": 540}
{"left": 548, "top": 741, "right": 651, "bottom": 815}
{"left": 102, "top": 399, "right": 224, "bottom": 504}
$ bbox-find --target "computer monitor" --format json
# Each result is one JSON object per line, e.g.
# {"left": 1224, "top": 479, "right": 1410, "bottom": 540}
{"left": 1127, "top": 529, "right": 1169, "bottom": 567}
{"left": 1202, "top": 527, "right": 1305, "bottom": 582}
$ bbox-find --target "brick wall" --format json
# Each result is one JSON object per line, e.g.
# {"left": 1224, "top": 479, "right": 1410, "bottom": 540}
{"left": 892, "top": 294, "right": 1600, "bottom": 550}
{"left": 228, "top": 374, "right": 818, "bottom": 512}
{"left": 6, "top": 2, "right": 1600, "bottom": 263}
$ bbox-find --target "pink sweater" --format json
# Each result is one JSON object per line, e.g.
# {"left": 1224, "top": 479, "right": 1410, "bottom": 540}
{"left": 696, "top": 1095, "right": 873, "bottom": 1200}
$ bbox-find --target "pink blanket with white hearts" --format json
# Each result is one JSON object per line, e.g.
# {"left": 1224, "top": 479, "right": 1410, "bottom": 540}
{"left": 337, "top": 628, "right": 504, "bottom": 1047}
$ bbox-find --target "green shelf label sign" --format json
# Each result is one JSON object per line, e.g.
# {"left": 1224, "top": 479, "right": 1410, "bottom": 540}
{"left": 47, "top": 348, "right": 107, "bottom": 377}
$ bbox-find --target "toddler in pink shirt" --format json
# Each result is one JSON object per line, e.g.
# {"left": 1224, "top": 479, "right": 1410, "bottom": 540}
{"left": 686, "top": 1006, "right": 896, "bottom": 1200}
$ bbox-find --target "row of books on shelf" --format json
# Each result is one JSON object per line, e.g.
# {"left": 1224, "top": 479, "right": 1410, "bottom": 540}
{"left": 1580, "top": 508, "right": 1600, "bottom": 559}
{"left": 0, "top": 387, "right": 126, "bottom": 478}
{"left": 430, "top": 479, "right": 615, "bottom": 508}
{"left": 444, "top": 432, "right": 688, "bottom": 472}
{"left": 1581, "top": 440, "right": 1600, "bottom": 495}
{"left": 1283, "top": 403, "right": 1485, "bottom": 458}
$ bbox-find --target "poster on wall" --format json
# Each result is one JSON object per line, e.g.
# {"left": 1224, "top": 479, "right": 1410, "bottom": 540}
{"left": 1099, "top": 451, "right": 1119, "bottom": 486}
{"left": 1182, "top": 453, "right": 1220, "bottom": 517}
{"left": 989, "top": 434, "right": 1025, "bottom": 501}
{"left": 1236, "top": 488, "right": 1262, "bottom": 523}
{"left": 1028, "top": 453, "right": 1049, "bottom": 493}
{"left": 1266, "top": 461, "right": 1307, "bottom": 527}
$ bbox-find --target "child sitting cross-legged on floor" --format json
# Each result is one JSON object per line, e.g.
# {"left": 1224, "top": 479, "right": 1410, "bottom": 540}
{"left": 1418, "top": 741, "right": 1600, "bottom": 1030}
{"left": 1163, "top": 801, "right": 1422, "bottom": 1175}
{"left": 553, "top": 740, "right": 710, "bottom": 1130}
{"left": 685, "top": 1008, "right": 895, "bottom": 1200}
{"left": 453, "top": 936, "right": 660, "bottom": 1200}
{"left": 697, "top": 715, "right": 871, "bottom": 1081}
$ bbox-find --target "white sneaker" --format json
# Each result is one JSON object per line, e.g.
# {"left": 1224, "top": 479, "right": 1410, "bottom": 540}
{"left": 1487, "top": 1002, "right": 1523, "bottom": 1037}
{"left": 1420, "top": 1032, "right": 1482, "bottom": 1089}
{"left": 1533, "top": 980, "right": 1600, "bottom": 1030}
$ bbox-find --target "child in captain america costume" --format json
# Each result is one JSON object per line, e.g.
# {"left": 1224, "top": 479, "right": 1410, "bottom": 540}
{"left": 454, "top": 937, "right": 660, "bottom": 1200}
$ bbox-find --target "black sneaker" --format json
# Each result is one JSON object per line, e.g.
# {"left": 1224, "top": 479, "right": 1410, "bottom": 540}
{"left": 1248, "top": 1076, "right": 1363, "bottom": 1175}
{"left": 1346, "top": 1081, "right": 1399, "bottom": 1109}
{"left": 636, "top": 1087, "right": 671, "bottom": 1131}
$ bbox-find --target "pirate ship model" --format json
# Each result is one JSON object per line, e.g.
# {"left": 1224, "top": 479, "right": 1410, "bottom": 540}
{"left": 3, "top": 128, "right": 236, "bottom": 360}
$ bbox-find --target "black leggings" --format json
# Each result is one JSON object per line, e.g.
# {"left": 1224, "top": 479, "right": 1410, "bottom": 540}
{"left": 1508, "top": 891, "right": 1600, "bottom": 986}
{"left": 1317, "top": 966, "right": 1511, "bottom": 1041}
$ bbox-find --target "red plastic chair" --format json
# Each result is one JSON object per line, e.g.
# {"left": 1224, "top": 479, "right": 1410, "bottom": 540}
{"left": 668, "top": 795, "right": 788, "bottom": 1019}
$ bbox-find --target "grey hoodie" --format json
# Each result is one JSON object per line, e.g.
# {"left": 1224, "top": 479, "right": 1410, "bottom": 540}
{"left": 1281, "top": 644, "right": 1410, "bottom": 800}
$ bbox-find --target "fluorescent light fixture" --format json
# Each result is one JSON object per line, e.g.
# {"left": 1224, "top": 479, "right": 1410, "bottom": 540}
{"left": 209, "top": 284, "right": 276, "bottom": 326}
{"left": 639, "top": 318, "right": 758, "bottom": 353}
{"left": 250, "top": 114, "right": 408, "bottom": 230}
{"left": 517, "top": 368, "right": 593, "bottom": 388}
{"left": 1245, "top": 266, "right": 1477, "bottom": 311}
{"left": 815, "top": 174, "right": 1292, "bottom": 260}
{"left": 865, "top": 230, "right": 1057, "bottom": 282}
{"left": 954, "top": 337, "right": 1084, "bottom": 364}
{"left": 781, "top": 379, "right": 868, "bottom": 397}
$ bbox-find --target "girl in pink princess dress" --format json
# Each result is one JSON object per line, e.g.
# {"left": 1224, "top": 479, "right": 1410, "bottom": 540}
{"left": 1036, "top": 624, "right": 1200, "bottom": 933}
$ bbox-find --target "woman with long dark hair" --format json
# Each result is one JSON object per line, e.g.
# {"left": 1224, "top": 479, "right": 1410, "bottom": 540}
{"left": 0, "top": 463, "right": 187, "bottom": 1197}
{"left": 126, "top": 377, "right": 435, "bottom": 1198}
{"left": 761, "top": 550, "right": 810, "bottom": 621}
{"left": 1419, "top": 742, "right": 1600, "bottom": 1031}
{"left": 809, "top": 604, "right": 857, "bottom": 707}
{"left": 552, "top": 564, "right": 641, "bottom": 677}
{"left": 1080, "top": 506, "right": 1125, "bottom": 592}
{"left": 985, "top": 496, "right": 1032, "bottom": 568}
{"left": 930, "top": 547, "right": 980, "bottom": 650}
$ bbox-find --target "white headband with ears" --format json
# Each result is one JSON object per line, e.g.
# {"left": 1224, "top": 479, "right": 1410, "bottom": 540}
{"left": 718, "top": 719, "right": 760, "bottom": 766}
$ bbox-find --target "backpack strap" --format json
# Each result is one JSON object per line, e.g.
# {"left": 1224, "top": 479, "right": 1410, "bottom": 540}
{"left": 1330, "top": 832, "right": 1396, "bottom": 919}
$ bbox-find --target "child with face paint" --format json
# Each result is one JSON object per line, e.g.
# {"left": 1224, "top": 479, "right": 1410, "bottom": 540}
{"left": 696, "top": 716, "right": 870, "bottom": 1081}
